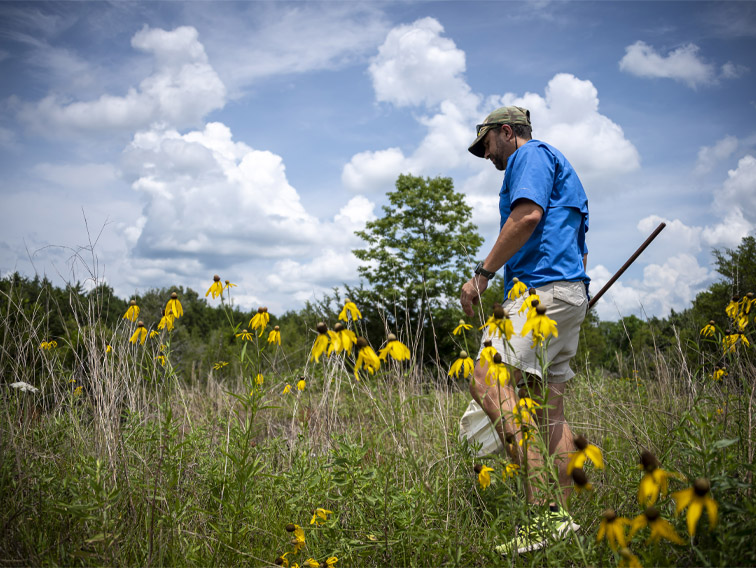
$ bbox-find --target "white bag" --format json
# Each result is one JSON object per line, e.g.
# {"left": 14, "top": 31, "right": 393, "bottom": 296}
{"left": 459, "top": 398, "right": 505, "bottom": 456}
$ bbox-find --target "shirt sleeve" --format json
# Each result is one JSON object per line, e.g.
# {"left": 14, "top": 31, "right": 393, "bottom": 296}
{"left": 506, "top": 144, "right": 555, "bottom": 211}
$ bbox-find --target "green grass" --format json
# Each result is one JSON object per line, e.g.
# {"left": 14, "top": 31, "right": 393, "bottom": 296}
{"left": 1, "top": 286, "right": 755, "bottom": 567}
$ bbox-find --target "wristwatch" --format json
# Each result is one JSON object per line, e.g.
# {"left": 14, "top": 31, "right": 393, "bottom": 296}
{"left": 474, "top": 262, "right": 496, "bottom": 280}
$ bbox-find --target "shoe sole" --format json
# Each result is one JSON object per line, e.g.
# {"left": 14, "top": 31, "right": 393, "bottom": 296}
{"left": 497, "top": 522, "right": 580, "bottom": 556}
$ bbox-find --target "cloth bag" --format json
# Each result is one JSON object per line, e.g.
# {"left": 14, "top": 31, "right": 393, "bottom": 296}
{"left": 458, "top": 398, "right": 504, "bottom": 456}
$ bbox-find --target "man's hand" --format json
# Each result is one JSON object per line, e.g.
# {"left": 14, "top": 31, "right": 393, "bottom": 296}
{"left": 460, "top": 275, "right": 489, "bottom": 317}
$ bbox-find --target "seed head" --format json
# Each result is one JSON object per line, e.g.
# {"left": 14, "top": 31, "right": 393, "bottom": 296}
{"left": 137, "top": 321, "right": 144, "bottom": 328}
{"left": 474, "top": 464, "right": 483, "bottom": 474}
{"left": 213, "top": 274, "right": 221, "bottom": 282}
{"left": 459, "top": 350, "right": 469, "bottom": 359}
{"left": 732, "top": 295, "right": 740, "bottom": 302}
{"left": 693, "top": 478, "right": 711, "bottom": 496}
{"left": 513, "top": 277, "right": 520, "bottom": 283}
{"left": 644, "top": 507, "right": 660, "bottom": 522}
{"left": 387, "top": 333, "right": 397, "bottom": 342}
{"left": 356, "top": 337, "right": 368, "bottom": 349}
{"left": 316, "top": 322, "right": 328, "bottom": 334}
{"left": 535, "top": 304, "right": 547, "bottom": 315}
{"left": 709, "top": 320, "right": 715, "bottom": 326}
{"left": 571, "top": 467, "right": 589, "bottom": 487}
{"left": 505, "top": 432, "right": 516, "bottom": 445}
{"left": 640, "top": 450, "right": 658, "bottom": 472}
{"left": 517, "top": 387, "right": 529, "bottom": 399}
{"left": 170, "top": 292, "right": 178, "bottom": 299}
{"left": 483, "top": 340, "right": 492, "bottom": 348}
{"left": 602, "top": 509, "right": 617, "bottom": 522}
{"left": 747, "top": 292, "right": 754, "bottom": 299}
{"left": 274, "top": 325, "right": 280, "bottom": 331}
{"left": 493, "top": 353, "right": 502, "bottom": 364}
{"left": 225, "top": 280, "right": 230, "bottom": 285}
{"left": 285, "top": 523, "right": 296, "bottom": 532}
{"left": 458, "top": 319, "right": 466, "bottom": 325}
{"left": 334, "top": 322, "right": 344, "bottom": 332}
{"left": 528, "top": 287, "right": 537, "bottom": 295}
{"left": 129, "top": 299, "right": 136, "bottom": 306}
{"left": 574, "top": 434, "right": 588, "bottom": 450}
{"left": 275, "top": 556, "right": 285, "bottom": 566}
{"left": 493, "top": 303, "right": 505, "bottom": 319}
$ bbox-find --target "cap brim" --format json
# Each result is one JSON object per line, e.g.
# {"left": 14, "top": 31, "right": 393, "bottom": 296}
{"left": 468, "top": 126, "right": 491, "bottom": 158}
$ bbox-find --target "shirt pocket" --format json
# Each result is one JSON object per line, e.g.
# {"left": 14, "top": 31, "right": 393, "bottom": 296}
{"left": 553, "top": 282, "right": 587, "bottom": 307}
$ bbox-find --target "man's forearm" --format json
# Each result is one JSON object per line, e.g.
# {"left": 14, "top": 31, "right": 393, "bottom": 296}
{"left": 479, "top": 202, "right": 542, "bottom": 274}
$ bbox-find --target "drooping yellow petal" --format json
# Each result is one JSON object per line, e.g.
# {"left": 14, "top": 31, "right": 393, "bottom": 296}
{"left": 686, "top": 499, "right": 704, "bottom": 537}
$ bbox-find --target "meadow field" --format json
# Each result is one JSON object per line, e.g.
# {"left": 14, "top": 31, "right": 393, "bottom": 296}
{"left": 1, "top": 274, "right": 754, "bottom": 567}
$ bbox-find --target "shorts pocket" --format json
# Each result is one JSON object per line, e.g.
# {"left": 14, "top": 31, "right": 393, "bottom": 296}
{"left": 553, "top": 282, "right": 587, "bottom": 307}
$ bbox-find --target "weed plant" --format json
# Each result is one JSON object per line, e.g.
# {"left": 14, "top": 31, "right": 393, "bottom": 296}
{"left": 1, "top": 275, "right": 754, "bottom": 567}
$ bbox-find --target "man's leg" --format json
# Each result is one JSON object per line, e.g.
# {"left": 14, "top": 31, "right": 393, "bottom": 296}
{"left": 469, "top": 361, "right": 545, "bottom": 502}
{"left": 530, "top": 381, "right": 575, "bottom": 504}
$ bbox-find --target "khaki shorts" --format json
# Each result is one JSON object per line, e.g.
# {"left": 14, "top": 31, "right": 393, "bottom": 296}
{"left": 476, "top": 280, "right": 587, "bottom": 384}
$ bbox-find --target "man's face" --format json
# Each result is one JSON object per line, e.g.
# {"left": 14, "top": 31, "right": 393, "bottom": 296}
{"left": 483, "top": 125, "right": 514, "bottom": 171}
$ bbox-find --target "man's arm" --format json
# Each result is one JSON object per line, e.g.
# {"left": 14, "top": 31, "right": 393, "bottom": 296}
{"left": 460, "top": 199, "right": 543, "bottom": 316}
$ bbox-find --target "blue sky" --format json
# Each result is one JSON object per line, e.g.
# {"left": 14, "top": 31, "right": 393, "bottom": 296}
{"left": 1, "top": 1, "right": 754, "bottom": 321}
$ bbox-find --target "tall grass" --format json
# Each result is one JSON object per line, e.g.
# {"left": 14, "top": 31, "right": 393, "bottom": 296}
{"left": 1, "top": 278, "right": 754, "bottom": 567}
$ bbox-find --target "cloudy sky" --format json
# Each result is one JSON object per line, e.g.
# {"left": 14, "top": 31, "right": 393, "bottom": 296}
{"left": 1, "top": 1, "right": 754, "bottom": 321}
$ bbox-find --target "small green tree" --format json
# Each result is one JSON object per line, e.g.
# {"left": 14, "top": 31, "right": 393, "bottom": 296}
{"left": 353, "top": 174, "right": 483, "bottom": 362}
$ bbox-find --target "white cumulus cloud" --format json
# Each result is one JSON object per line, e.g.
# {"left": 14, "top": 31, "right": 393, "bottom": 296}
{"left": 695, "top": 135, "right": 738, "bottom": 174}
{"left": 19, "top": 26, "right": 226, "bottom": 134}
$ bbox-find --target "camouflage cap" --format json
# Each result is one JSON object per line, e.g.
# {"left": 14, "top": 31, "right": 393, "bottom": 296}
{"left": 468, "top": 106, "right": 531, "bottom": 158}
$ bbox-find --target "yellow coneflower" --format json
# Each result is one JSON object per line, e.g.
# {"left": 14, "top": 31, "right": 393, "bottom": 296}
{"left": 378, "top": 333, "right": 411, "bottom": 361}
{"left": 123, "top": 299, "right": 140, "bottom": 322}
{"left": 629, "top": 507, "right": 685, "bottom": 545}
{"left": 310, "top": 507, "right": 333, "bottom": 525}
{"left": 521, "top": 304, "right": 558, "bottom": 347}
{"left": 503, "top": 463, "right": 520, "bottom": 479}
{"left": 448, "top": 350, "right": 474, "bottom": 379}
{"left": 638, "top": 450, "right": 681, "bottom": 506}
{"left": 224, "top": 279, "right": 237, "bottom": 291}
{"left": 567, "top": 434, "right": 604, "bottom": 475}
{"left": 474, "top": 464, "right": 494, "bottom": 490}
{"left": 282, "top": 384, "right": 292, "bottom": 395}
{"left": 205, "top": 275, "right": 223, "bottom": 299}
{"left": 158, "top": 310, "right": 174, "bottom": 331}
{"left": 712, "top": 366, "right": 727, "bottom": 381}
{"left": 286, "top": 523, "right": 305, "bottom": 553}
{"left": 267, "top": 326, "right": 281, "bottom": 346}
{"left": 507, "top": 277, "right": 528, "bottom": 300}
{"left": 325, "top": 557, "right": 338, "bottom": 567}
{"left": 129, "top": 321, "right": 148, "bottom": 345}
{"left": 236, "top": 329, "right": 255, "bottom": 341}
{"left": 519, "top": 287, "right": 540, "bottom": 315}
{"left": 255, "top": 373, "right": 264, "bottom": 386}
{"left": 596, "top": 509, "right": 631, "bottom": 551}
{"left": 338, "top": 298, "right": 361, "bottom": 322}
{"left": 723, "top": 331, "right": 749, "bottom": 353}
{"left": 513, "top": 388, "right": 541, "bottom": 427}
{"left": 249, "top": 307, "right": 270, "bottom": 335}
{"left": 618, "top": 547, "right": 643, "bottom": 568}
{"left": 484, "top": 353, "right": 510, "bottom": 387}
{"left": 700, "top": 320, "right": 716, "bottom": 337}
{"left": 725, "top": 295, "right": 740, "bottom": 319}
{"left": 304, "top": 559, "right": 320, "bottom": 568}
{"left": 165, "top": 292, "right": 183, "bottom": 319}
{"left": 452, "top": 319, "right": 472, "bottom": 335}
{"left": 39, "top": 340, "right": 58, "bottom": 350}
{"left": 480, "top": 303, "right": 514, "bottom": 340}
{"left": 213, "top": 361, "right": 228, "bottom": 370}
{"left": 332, "top": 322, "right": 356, "bottom": 353}
{"left": 310, "top": 322, "right": 330, "bottom": 362}
{"left": 297, "top": 377, "right": 306, "bottom": 391}
{"left": 672, "top": 478, "right": 718, "bottom": 537}
{"left": 480, "top": 340, "right": 497, "bottom": 367}
{"left": 354, "top": 337, "right": 380, "bottom": 380}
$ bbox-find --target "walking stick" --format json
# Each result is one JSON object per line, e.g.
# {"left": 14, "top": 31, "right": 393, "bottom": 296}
{"left": 588, "top": 222, "right": 667, "bottom": 309}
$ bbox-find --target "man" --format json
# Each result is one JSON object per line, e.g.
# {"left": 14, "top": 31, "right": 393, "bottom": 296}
{"left": 459, "top": 106, "right": 590, "bottom": 555}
